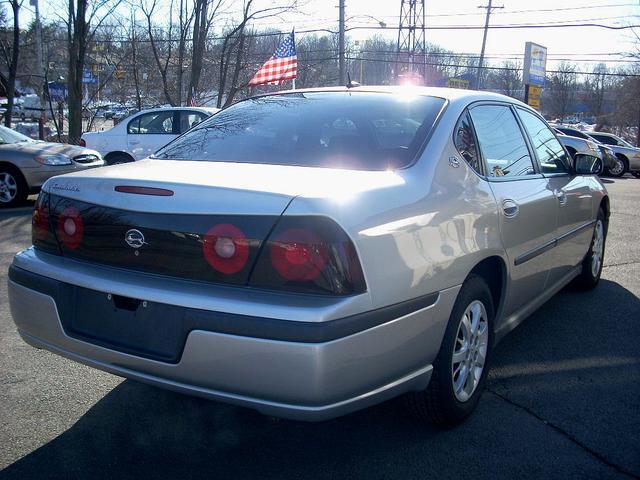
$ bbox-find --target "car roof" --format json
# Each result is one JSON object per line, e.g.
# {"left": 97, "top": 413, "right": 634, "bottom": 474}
{"left": 133, "top": 106, "right": 219, "bottom": 115}
{"left": 249, "top": 85, "right": 530, "bottom": 109}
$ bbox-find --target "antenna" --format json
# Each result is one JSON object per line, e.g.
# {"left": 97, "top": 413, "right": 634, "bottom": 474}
{"left": 346, "top": 72, "right": 360, "bottom": 88}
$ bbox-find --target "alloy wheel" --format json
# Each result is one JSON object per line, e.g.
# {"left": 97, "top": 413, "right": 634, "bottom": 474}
{"left": 451, "top": 300, "right": 489, "bottom": 402}
{"left": 0, "top": 172, "right": 18, "bottom": 203}
{"left": 591, "top": 219, "right": 604, "bottom": 277}
{"left": 608, "top": 158, "right": 625, "bottom": 176}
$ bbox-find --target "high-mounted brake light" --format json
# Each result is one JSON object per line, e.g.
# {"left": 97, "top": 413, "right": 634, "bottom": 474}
{"left": 202, "top": 223, "right": 249, "bottom": 274}
{"left": 115, "top": 186, "right": 174, "bottom": 196}
{"left": 57, "top": 206, "right": 84, "bottom": 250}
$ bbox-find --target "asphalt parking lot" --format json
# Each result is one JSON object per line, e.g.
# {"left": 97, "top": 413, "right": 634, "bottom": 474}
{"left": 1, "top": 178, "right": 639, "bottom": 480}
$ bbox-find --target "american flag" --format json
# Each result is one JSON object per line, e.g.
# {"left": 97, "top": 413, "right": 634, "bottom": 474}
{"left": 248, "top": 31, "right": 297, "bottom": 86}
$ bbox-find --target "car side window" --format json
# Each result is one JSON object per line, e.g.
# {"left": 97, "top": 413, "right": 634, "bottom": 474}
{"left": 592, "top": 134, "right": 616, "bottom": 146}
{"left": 517, "top": 109, "right": 569, "bottom": 175}
{"left": 179, "top": 111, "right": 208, "bottom": 133}
{"left": 469, "top": 105, "right": 535, "bottom": 178}
{"left": 127, "top": 111, "right": 175, "bottom": 135}
{"left": 454, "top": 111, "right": 481, "bottom": 174}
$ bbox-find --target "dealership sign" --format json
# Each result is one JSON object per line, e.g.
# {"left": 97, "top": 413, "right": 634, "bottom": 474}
{"left": 523, "top": 42, "right": 547, "bottom": 87}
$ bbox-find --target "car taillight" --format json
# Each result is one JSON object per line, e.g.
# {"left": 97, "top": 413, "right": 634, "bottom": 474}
{"left": 270, "top": 228, "right": 328, "bottom": 281}
{"left": 32, "top": 201, "right": 49, "bottom": 242}
{"left": 249, "top": 217, "right": 366, "bottom": 295}
{"left": 32, "top": 192, "right": 60, "bottom": 254}
{"left": 56, "top": 206, "right": 84, "bottom": 250}
{"left": 202, "top": 223, "right": 250, "bottom": 274}
{"left": 79, "top": 138, "right": 86, "bottom": 147}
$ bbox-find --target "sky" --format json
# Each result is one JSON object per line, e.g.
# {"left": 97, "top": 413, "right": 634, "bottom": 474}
{"left": 277, "top": 0, "right": 640, "bottom": 70}
{"left": 23, "top": 0, "right": 640, "bottom": 71}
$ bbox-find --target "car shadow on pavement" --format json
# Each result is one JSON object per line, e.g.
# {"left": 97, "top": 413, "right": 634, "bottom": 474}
{"left": 1, "top": 280, "right": 638, "bottom": 480}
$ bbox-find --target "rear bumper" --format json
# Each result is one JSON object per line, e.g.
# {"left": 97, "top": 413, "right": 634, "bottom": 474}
{"left": 7, "top": 252, "right": 459, "bottom": 421}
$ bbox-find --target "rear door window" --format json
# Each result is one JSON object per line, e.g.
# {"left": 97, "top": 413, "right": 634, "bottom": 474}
{"left": 469, "top": 105, "right": 535, "bottom": 178}
{"left": 128, "top": 111, "right": 176, "bottom": 135}
{"left": 517, "top": 108, "right": 569, "bottom": 175}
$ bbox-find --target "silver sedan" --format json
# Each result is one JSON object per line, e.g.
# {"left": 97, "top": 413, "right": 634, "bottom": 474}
{"left": 8, "top": 87, "right": 608, "bottom": 424}
{"left": 0, "top": 125, "right": 104, "bottom": 207}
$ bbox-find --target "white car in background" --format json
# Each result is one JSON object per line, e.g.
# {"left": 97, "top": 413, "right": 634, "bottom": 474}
{"left": 81, "top": 107, "right": 219, "bottom": 165}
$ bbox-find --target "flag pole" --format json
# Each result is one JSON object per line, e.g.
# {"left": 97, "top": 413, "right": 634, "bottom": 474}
{"left": 291, "top": 29, "right": 296, "bottom": 90}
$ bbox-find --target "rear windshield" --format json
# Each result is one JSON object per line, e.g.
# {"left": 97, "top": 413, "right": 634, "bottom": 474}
{"left": 153, "top": 92, "right": 446, "bottom": 170}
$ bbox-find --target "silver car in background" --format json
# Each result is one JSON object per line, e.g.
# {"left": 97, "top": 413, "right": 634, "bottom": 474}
{"left": 588, "top": 131, "right": 640, "bottom": 178}
{"left": 0, "top": 126, "right": 104, "bottom": 207}
{"left": 8, "top": 87, "right": 608, "bottom": 425}
{"left": 553, "top": 124, "right": 627, "bottom": 177}
{"left": 553, "top": 129, "right": 603, "bottom": 164}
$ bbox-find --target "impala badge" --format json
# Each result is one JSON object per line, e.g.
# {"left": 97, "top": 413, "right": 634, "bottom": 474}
{"left": 125, "top": 229, "right": 147, "bottom": 249}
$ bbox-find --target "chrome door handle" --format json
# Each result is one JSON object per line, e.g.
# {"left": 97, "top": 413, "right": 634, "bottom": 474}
{"left": 502, "top": 199, "right": 519, "bottom": 218}
{"left": 554, "top": 189, "right": 567, "bottom": 205}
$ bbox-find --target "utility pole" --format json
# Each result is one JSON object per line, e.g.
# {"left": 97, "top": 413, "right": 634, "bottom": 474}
{"left": 475, "top": 0, "right": 503, "bottom": 90}
{"left": 31, "top": 0, "right": 45, "bottom": 139}
{"left": 338, "top": 0, "right": 345, "bottom": 85}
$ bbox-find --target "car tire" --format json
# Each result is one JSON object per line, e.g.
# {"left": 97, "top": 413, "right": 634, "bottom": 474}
{"left": 0, "top": 164, "right": 28, "bottom": 208}
{"left": 574, "top": 208, "right": 606, "bottom": 290}
{"left": 106, "top": 154, "right": 133, "bottom": 165}
{"left": 404, "top": 274, "right": 494, "bottom": 425}
{"left": 606, "top": 156, "right": 627, "bottom": 178}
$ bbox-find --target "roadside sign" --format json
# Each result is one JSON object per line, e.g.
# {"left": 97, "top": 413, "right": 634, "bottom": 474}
{"left": 46, "top": 81, "right": 67, "bottom": 102}
{"left": 447, "top": 78, "right": 470, "bottom": 89}
{"left": 527, "top": 98, "right": 541, "bottom": 110}
{"left": 523, "top": 42, "right": 547, "bottom": 87}
{"left": 82, "top": 69, "right": 97, "bottom": 84}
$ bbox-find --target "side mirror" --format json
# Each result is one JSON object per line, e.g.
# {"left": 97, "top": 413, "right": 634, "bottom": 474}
{"left": 574, "top": 154, "right": 603, "bottom": 176}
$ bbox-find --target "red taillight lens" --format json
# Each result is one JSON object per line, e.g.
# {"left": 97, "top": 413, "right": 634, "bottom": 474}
{"left": 270, "top": 228, "right": 328, "bottom": 281}
{"left": 56, "top": 206, "right": 84, "bottom": 249}
{"left": 32, "top": 192, "right": 59, "bottom": 254}
{"left": 202, "top": 223, "right": 249, "bottom": 274}
{"left": 79, "top": 138, "right": 86, "bottom": 147}
{"left": 249, "top": 217, "right": 366, "bottom": 295}
{"left": 32, "top": 202, "right": 50, "bottom": 242}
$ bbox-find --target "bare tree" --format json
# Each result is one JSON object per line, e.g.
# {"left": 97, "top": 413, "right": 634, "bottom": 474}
{"left": 583, "top": 63, "right": 611, "bottom": 125}
{"left": 66, "top": 0, "right": 122, "bottom": 143}
{"left": 546, "top": 61, "right": 578, "bottom": 122}
{"left": 187, "top": 0, "right": 225, "bottom": 105}
{"left": 489, "top": 61, "right": 522, "bottom": 99}
{"left": 141, "top": 0, "right": 194, "bottom": 106}
{"left": 216, "top": 0, "right": 298, "bottom": 108}
{"left": 0, "top": 0, "right": 22, "bottom": 126}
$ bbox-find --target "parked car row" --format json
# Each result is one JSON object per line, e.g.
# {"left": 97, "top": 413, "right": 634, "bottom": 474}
{"left": 552, "top": 124, "right": 640, "bottom": 178}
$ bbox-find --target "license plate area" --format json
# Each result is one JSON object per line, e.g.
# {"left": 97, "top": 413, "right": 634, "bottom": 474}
{"left": 63, "top": 286, "right": 186, "bottom": 363}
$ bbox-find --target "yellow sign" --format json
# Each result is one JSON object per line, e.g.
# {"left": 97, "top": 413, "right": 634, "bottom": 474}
{"left": 528, "top": 85, "right": 542, "bottom": 98}
{"left": 528, "top": 98, "right": 541, "bottom": 110}
{"left": 447, "top": 78, "right": 470, "bottom": 89}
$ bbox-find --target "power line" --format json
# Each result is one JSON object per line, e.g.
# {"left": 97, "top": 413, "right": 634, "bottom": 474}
{"left": 345, "top": 55, "right": 640, "bottom": 77}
